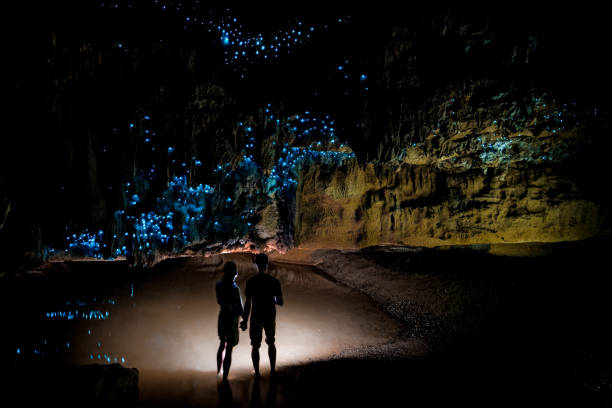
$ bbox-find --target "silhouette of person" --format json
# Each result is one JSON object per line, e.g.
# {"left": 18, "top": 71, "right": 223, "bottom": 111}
{"left": 216, "top": 261, "right": 244, "bottom": 381}
{"left": 241, "top": 253, "right": 283, "bottom": 376}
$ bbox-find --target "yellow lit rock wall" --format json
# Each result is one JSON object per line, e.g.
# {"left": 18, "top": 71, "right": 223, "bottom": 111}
{"left": 294, "top": 156, "right": 604, "bottom": 248}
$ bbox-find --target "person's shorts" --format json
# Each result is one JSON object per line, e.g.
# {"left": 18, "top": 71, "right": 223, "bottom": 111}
{"left": 249, "top": 318, "right": 275, "bottom": 347}
{"left": 218, "top": 314, "right": 239, "bottom": 346}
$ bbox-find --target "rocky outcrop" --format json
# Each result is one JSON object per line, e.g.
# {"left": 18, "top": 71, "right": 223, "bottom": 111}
{"left": 293, "top": 10, "right": 610, "bottom": 248}
{"left": 297, "top": 162, "right": 604, "bottom": 247}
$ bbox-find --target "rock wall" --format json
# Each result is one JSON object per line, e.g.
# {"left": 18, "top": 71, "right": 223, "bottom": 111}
{"left": 2, "top": 6, "right": 611, "bottom": 271}
{"left": 293, "top": 10, "right": 611, "bottom": 248}
{"left": 295, "top": 157, "right": 604, "bottom": 248}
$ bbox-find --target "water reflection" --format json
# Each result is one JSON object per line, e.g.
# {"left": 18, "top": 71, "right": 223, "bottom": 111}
{"left": 11, "top": 282, "right": 134, "bottom": 367}
{"left": 217, "top": 379, "right": 234, "bottom": 407}
{"left": 250, "top": 375, "right": 278, "bottom": 408}
{"left": 8, "top": 255, "right": 402, "bottom": 385}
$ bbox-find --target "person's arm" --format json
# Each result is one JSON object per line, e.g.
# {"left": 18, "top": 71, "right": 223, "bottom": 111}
{"left": 275, "top": 280, "right": 284, "bottom": 306}
{"left": 241, "top": 281, "right": 251, "bottom": 330}
{"left": 235, "top": 285, "right": 244, "bottom": 317}
{"left": 241, "top": 296, "right": 251, "bottom": 330}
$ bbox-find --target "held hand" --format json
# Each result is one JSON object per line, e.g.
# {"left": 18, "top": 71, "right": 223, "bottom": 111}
{"left": 240, "top": 320, "right": 247, "bottom": 331}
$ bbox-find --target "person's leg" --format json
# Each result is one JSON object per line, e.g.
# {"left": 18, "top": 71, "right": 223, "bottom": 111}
{"left": 264, "top": 320, "right": 277, "bottom": 374}
{"left": 251, "top": 345, "right": 260, "bottom": 376}
{"left": 217, "top": 340, "right": 225, "bottom": 374}
{"left": 250, "top": 320, "right": 263, "bottom": 376}
{"left": 222, "top": 344, "right": 233, "bottom": 380}
{"left": 217, "top": 313, "right": 226, "bottom": 375}
{"left": 268, "top": 343, "right": 277, "bottom": 374}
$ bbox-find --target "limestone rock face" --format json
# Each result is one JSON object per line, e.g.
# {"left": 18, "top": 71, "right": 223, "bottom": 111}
{"left": 292, "top": 10, "right": 610, "bottom": 248}
{"left": 295, "top": 158, "right": 604, "bottom": 248}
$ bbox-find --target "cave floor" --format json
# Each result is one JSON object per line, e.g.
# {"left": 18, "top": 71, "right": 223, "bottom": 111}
{"left": 2, "top": 240, "right": 612, "bottom": 407}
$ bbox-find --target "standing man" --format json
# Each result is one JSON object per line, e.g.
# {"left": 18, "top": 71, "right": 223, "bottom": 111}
{"left": 216, "top": 261, "right": 244, "bottom": 381}
{"left": 240, "top": 253, "right": 283, "bottom": 376}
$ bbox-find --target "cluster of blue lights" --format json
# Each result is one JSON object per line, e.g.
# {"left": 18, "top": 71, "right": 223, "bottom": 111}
{"left": 138, "top": 114, "right": 159, "bottom": 151}
{"left": 45, "top": 310, "right": 110, "bottom": 320}
{"left": 266, "top": 146, "right": 356, "bottom": 194}
{"left": 15, "top": 339, "right": 73, "bottom": 359}
{"left": 285, "top": 111, "right": 340, "bottom": 144}
{"left": 119, "top": 176, "right": 216, "bottom": 259}
{"left": 64, "top": 230, "right": 105, "bottom": 258}
{"left": 44, "top": 296, "right": 116, "bottom": 321}
{"left": 90, "top": 353, "right": 126, "bottom": 364}
{"left": 102, "top": 2, "right": 349, "bottom": 74}
{"left": 232, "top": 108, "right": 356, "bottom": 196}
{"left": 113, "top": 41, "right": 130, "bottom": 55}
{"left": 479, "top": 137, "right": 525, "bottom": 164}
{"left": 15, "top": 292, "right": 128, "bottom": 366}
{"left": 441, "top": 94, "right": 596, "bottom": 141}
{"left": 60, "top": 100, "right": 357, "bottom": 263}
{"left": 530, "top": 98, "right": 593, "bottom": 135}
{"left": 478, "top": 136, "right": 574, "bottom": 164}
{"left": 330, "top": 58, "right": 371, "bottom": 95}
{"left": 267, "top": 110, "right": 356, "bottom": 194}
{"left": 427, "top": 92, "right": 601, "bottom": 168}
{"left": 128, "top": 113, "right": 203, "bottom": 182}
{"left": 203, "top": 15, "right": 331, "bottom": 67}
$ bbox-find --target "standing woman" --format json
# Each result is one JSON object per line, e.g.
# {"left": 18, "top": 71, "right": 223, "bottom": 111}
{"left": 216, "top": 261, "right": 244, "bottom": 381}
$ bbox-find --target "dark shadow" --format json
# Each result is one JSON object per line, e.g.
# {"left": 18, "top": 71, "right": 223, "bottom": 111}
{"left": 250, "top": 374, "right": 278, "bottom": 408}
{"left": 217, "top": 379, "right": 234, "bottom": 408}
{"left": 250, "top": 375, "right": 263, "bottom": 408}
{"left": 266, "top": 375, "right": 278, "bottom": 408}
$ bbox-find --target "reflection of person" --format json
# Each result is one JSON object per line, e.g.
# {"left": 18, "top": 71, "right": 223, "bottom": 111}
{"left": 217, "top": 378, "right": 233, "bottom": 407}
{"left": 241, "top": 253, "right": 284, "bottom": 376}
{"left": 216, "top": 261, "right": 244, "bottom": 381}
{"left": 250, "top": 373, "right": 278, "bottom": 408}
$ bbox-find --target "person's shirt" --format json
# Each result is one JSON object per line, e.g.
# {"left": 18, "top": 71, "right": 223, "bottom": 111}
{"left": 216, "top": 281, "right": 244, "bottom": 317}
{"left": 245, "top": 273, "right": 282, "bottom": 321}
